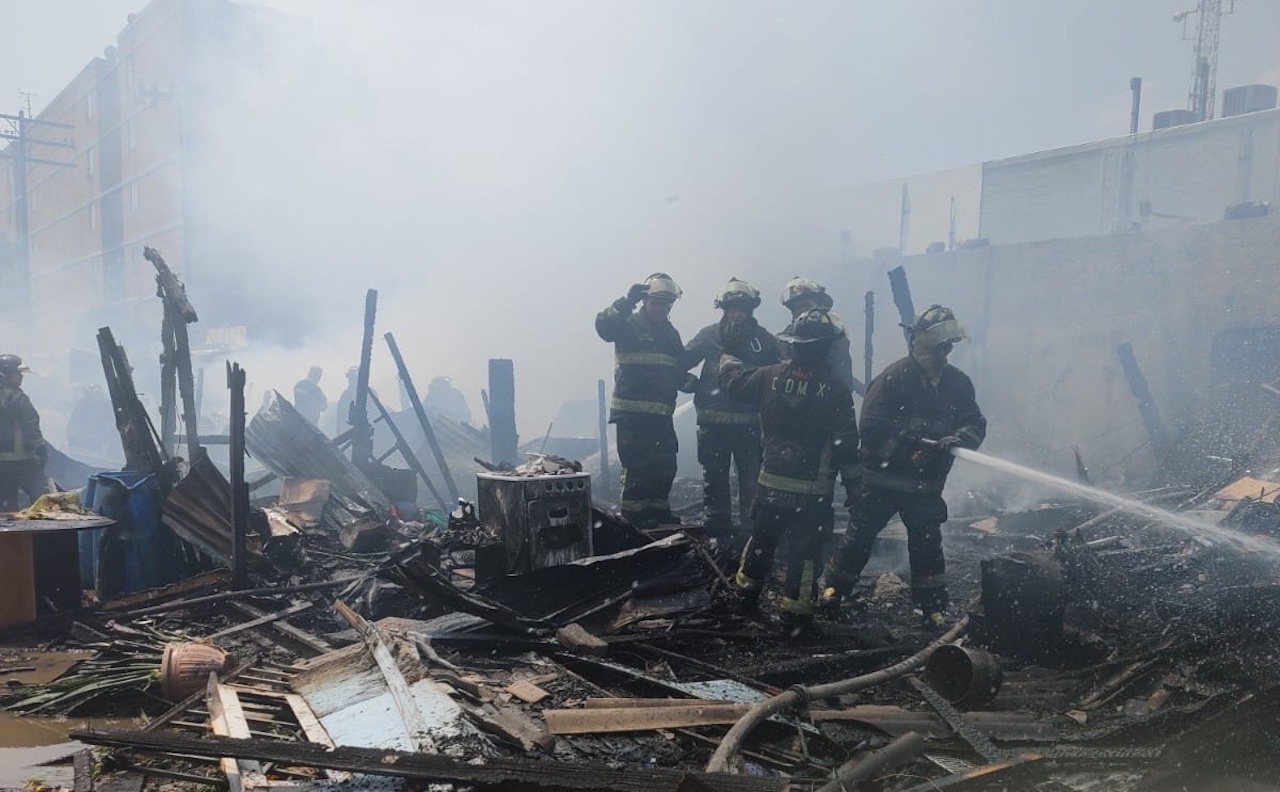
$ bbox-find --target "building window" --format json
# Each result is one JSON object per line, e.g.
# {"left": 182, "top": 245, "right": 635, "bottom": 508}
{"left": 86, "top": 92, "right": 95, "bottom": 120}
{"left": 126, "top": 56, "right": 135, "bottom": 89}
{"left": 130, "top": 182, "right": 140, "bottom": 211}
{"left": 89, "top": 203, "right": 97, "bottom": 230}
{"left": 86, "top": 146, "right": 95, "bottom": 178}
{"left": 127, "top": 120, "right": 136, "bottom": 151}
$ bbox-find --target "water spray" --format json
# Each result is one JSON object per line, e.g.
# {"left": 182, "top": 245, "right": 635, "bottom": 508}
{"left": 946, "top": 445, "right": 1280, "bottom": 560}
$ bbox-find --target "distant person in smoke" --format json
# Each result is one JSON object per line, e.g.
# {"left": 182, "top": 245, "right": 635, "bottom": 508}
{"left": 820, "top": 305, "right": 986, "bottom": 628}
{"left": 331, "top": 366, "right": 377, "bottom": 437}
{"left": 0, "top": 355, "right": 50, "bottom": 511}
{"left": 293, "top": 366, "right": 328, "bottom": 427}
{"left": 67, "top": 383, "right": 117, "bottom": 458}
{"left": 422, "top": 376, "right": 473, "bottom": 426}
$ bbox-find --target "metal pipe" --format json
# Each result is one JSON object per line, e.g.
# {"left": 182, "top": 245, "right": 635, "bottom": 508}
{"left": 814, "top": 731, "right": 925, "bottom": 792}
{"left": 1129, "top": 77, "right": 1143, "bottom": 134}
{"left": 597, "top": 379, "right": 610, "bottom": 499}
{"left": 863, "top": 290, "right": 875, "bottom": 389}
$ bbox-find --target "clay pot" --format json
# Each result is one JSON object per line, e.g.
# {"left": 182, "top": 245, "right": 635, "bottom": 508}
{"left": 160, "top": 642, "right": 233, "bottom": 701}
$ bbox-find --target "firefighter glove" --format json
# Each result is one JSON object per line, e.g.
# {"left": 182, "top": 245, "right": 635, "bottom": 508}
{"left": 936, "top": 435, "right": 962, "bottom": 451}
{"left": 678, "top": 373, "right": 699, "bottom": 394}
{"left": 626, "top": 283, "right": 650, "bottom": 306}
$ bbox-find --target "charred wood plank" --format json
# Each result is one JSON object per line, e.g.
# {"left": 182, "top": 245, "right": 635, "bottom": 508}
{"left": 229, "top": 601, "right": 332, "bottom": 656}
{"left": 351, "top": 289, "right": 378, "bottom": 466}
{"left": 544, "top": 704, "right": 752, "bottom": 734}
{"left": 1116, "top": 341, "right": 1170, "bottom": 460}
{"left": 895, "top": 753, "right": 1048, "bottom": 792}
{"left": 368, "top": 389, "right": 448, "bottom": 510}
{"left": 384, "top": 332, "right": 459, "bottom": 502}
{"left": 108, "top": 577, "right": 356, "bottom": 618}
{"left": 204, "top": 602, "right": 312, "bottom": 641}
{"left": 71, "top": 728, "right": 788, "bottom": 791}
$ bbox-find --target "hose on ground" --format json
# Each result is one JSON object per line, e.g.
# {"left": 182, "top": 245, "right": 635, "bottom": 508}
{"left": 704, "top": 614, "right": 969, "bottom": 773}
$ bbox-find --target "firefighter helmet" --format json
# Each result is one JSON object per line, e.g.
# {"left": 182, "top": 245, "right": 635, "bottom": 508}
{"left": 909, "top": 305, "right": 967, "bottom": 348}
{"left": 714, "top": 277, "right": 761, "bottom": 310}
{"left": 0, "top": 354, "right": 29, "bottom": 374}
{"left": 778, "top": 308, "right": 840, "bottom": 345}
{"left": 643, "top": 272, "right": 682, "bottom": 301}
{"left": 780, "top": 277, "right": 834, "bottom": 311}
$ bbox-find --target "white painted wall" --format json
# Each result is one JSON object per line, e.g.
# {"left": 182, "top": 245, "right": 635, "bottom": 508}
{"left": 979, "top": 108, "right": 1280, "bottom": 245}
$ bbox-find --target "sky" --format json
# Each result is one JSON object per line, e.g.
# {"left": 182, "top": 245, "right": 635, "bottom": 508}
{"left": 2, "top": 0, "right": 1279, "bottom": 441}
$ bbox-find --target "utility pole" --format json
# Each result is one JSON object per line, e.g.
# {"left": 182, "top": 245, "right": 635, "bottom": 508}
{"left": 0, "top": 110, "right": 76, "bottom": 303}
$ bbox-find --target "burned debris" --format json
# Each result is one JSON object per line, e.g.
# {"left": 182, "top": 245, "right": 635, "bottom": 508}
{"left": 8, "top": 255, "right": 1280, "bottom": 792}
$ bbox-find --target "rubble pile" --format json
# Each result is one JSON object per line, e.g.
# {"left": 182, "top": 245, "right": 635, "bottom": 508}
{"left": 8, "top": 257, "right": 1280, "bottom": 791}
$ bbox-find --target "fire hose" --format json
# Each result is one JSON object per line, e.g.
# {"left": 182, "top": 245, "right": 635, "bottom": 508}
{"left": 704, "top": 615, "right": 969, "bottom": 773}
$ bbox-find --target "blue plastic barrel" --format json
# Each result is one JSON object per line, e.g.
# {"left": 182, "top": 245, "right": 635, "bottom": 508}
{"left": 85, "top": 471, "right": 167, "bottom": 597}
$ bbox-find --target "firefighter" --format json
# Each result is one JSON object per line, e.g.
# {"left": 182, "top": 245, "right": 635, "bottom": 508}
{"left": 719, "top": 308, "right": 861, "bottom": 637}
{"left": 684, "top": 278, "right": 779, "bottom": 538}
{"left": 293, "top": 366, "right": 328, "bottom": 427}
{"left": 0, "top": 355, "right": 50, "bottom": 511}
{"left": 779, "top": 277, "right": 864, "bottom": 396}
{"left": 821, "top": 305, "right": 986, "bottom": 627}
{"left": 595, "top": 273, "right": 696, "bottom": 529}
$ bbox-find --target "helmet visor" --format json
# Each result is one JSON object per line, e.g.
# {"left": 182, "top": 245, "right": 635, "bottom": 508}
{"left": 914, "top": 318, "right": 967, "bottom": 348}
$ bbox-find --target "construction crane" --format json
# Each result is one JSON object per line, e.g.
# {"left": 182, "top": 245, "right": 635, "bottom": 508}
{"left": 1173, "top": 0, "right": 1237, "bottom": 121}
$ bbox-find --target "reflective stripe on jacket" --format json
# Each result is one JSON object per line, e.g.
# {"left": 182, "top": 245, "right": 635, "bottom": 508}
{"left": 685, "top": 320, "right": 778, "bottom": 426}
{"left": 595, "top": 299, "right": 689, "bottom": 422}
{"left": 718, "top": 356, "right": 859, "bottom": 497}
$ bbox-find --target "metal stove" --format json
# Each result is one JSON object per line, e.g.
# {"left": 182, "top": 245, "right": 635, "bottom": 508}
{"left": 476, "top": 471, "right": 593, "bottom": 573}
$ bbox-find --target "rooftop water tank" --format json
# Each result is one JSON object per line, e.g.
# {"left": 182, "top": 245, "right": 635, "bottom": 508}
{"left": 1222, "top": 85, "right": 1278, "bottom": 117}
{"left": 1153, "top": 109, "right": 1199, "bottom": 130}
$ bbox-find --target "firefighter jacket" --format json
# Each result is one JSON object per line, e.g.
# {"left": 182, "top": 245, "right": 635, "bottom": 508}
{"left": 779, "top": 311, "right": 863, "bottom": 395}
{"left": 719, "top": 354, "right": 860, "bottom": 499}
{"left": 0, "top": 386, "right": 46, "bottom": 463}
{"left": 685, "top": 318, "right": 779, "bottom": 426}
{"left": 596, "top": 298, "right": 688, "bottom": 421}
{"left": 859, "top": 355, "right": 986, "bottom": 494}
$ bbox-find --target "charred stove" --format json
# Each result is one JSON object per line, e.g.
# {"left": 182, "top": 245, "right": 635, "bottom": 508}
{"left": 476, "top": 471, "right": 593, "bottom": 573}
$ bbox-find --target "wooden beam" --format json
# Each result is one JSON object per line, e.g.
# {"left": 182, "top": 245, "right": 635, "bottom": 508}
{"left": 333, "top": 599, "right": 437, "bottom": 752}
{"left": 70, "top": 727, "right": 788, "bottom": 792}
{"left": 284, "top": 693, "right": 352, "bottom": 783}
{"left": 205, "top": 602, "right": 312, "bottom": 641}
{"left": 543, "top": 704, "right": 753, "bottom": 735}
{"left": 229, "top": 600, "right": 332, "bottom": 655}
{"left": 205, "top": 674, "right": 267, "bottom": 792}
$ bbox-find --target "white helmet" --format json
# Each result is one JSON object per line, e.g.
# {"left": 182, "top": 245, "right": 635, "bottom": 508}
{"left": 714, "top": 277, "right": 761, "bottom": 310}
{"left": 780, "top": 276, "right": 833, "bottom": 310}
{"left": 643, "top": 272, "right": 682, "bottom": 301}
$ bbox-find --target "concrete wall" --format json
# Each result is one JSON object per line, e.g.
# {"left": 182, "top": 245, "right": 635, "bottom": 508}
{"left": 811, "top": 213, "right": 1280, "bottom": 489}
{"left": 979, "top": 108, "right": 1280, "bottom": 246}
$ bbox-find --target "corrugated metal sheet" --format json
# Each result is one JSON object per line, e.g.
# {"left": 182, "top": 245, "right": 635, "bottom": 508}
{"left": 163, "top": 453, "right": 235, "bottom": 565}
{"left": 247, "top": 392, "right": 391, "bottom": 514}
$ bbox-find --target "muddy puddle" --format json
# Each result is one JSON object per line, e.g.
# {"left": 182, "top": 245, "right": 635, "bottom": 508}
{"left": 0, "top": 714, "right": 134, "bottom": 789}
